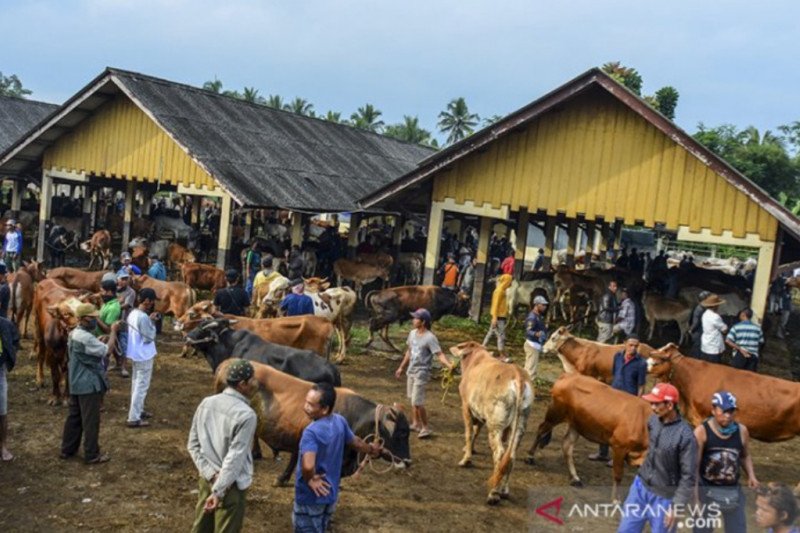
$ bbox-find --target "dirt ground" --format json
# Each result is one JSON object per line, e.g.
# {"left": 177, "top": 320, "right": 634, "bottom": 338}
{"left": 0, "top": 315, "right": 798, "bottom": 532}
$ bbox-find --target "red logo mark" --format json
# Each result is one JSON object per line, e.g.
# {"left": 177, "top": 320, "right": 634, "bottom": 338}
{"left": 535, "top": 496, "right": 564, "bottom": 525}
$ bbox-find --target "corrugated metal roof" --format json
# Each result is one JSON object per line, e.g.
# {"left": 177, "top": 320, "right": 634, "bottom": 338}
{"left": 110, "top": 69, "right": 434, "bottom": 211}
{"left": 0, "top": 95, "right": 58, "bottom": 155}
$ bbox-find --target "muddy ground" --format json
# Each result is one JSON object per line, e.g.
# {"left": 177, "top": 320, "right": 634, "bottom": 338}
{"left": 0, "top": 315, "right": 798, "bottom": 532}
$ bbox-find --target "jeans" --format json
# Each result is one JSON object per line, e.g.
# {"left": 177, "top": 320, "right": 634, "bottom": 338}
{"left": 483, "top": 317, "right": 507, "bottom": 352}
{"left": 693, "top": 486, "right": 746, "bottom": 533}
{"left": 0, "top": 366, "right": 8, "bottom": 416}
{"left": 293, "top": 502, "right": 336, "bottom": 533}
{"left": 617, "top": 476, "right": 674, "bottom": 533}
{"left": 61, "top": 392, "right": 104, "bottom": 461}
{"left": 700, "top": 351, "right": 722, "bottom": 364}
{"left": 730, "top": 354, "right": 758, "bottom": 372}
{"left": 191, "top": 477, "right": 246, "bottom": 533}
{"left": 128, "top": 359, "right": 154, "bottom": 423}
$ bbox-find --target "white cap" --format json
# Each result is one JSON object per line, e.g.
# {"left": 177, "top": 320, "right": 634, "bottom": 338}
{"left": 533, "top": 296, "right": 549, "bottom": 305}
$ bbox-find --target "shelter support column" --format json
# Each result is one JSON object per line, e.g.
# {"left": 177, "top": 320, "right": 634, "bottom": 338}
{"left": 216, "top": 194, "right": 233, "bottom": 269}
{"left": 542, "top": 217, "right": 556, "bottom": 270}
{"left": 82, "top": 185, "right": 94, "bottom": 239}
{"left": 243, "top": 211, "right": 253, "bottom": 243}
{"left": 121, "top": 181, "right": 135, "bottom": 251}
{"left": 585, "top": 221, "right": 596, "bottom": 262}
{"left": 347, "top": 213, "right": 362, "bottom": 259}
{"left": 392, "top": 215, "right": 405, "bottom": 256}
{"left": 752, "top": 242, "right": 776, "bottom": 322}
{"left": 141, "top": 190, "right": 152, "bottom": 216}
{"left": 36, "top": 173, "right": 54, "bottom": 262}
{"left": 191, "top": 197, "right": 201, "bottom": 227}
{"left": 470, "top": 216, "right": 493, "bottom": 322}
{"left": 514, "top": 208, "right": 529, "bottom": 277}
{"left": 423, "top": 204, "right": 444, "bottom": 285}
{"left": 598, "top": 222, "right": 609, "bottom": 262}
{"left": 566, "top": 219, "right": 578, "bottom": 268}
{"left": 612, "top": 220, "right": 623, "bottom": 256}
{"left": 10, "top": 180, "right": 22, "bottom": 218}
{"left": 291, "top": 212, "right": 304, "bottom": 248}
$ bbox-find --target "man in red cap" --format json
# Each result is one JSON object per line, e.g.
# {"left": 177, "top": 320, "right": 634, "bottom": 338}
{"left": 618, "top": 383, "right": 697, "bottom": 533}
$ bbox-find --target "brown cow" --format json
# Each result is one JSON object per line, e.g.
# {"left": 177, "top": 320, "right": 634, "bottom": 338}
{"left": 130, "top": 275, "right": 196, "bottom": 318}
{"left": 356, "top": 251, "right": 394, "bottom": 270}
{"left": 79, "top": 229, "right": 112, "bottom": 270}
{"left": 46, "top": 267, "right": 108, "bottom": 292}
{"left": 527, "top": 373, "right": 649, "bottom": 501}
{"left": 642, "top": 292, "right": 691, "bottom": 345}
{"left": 167, "top": 243, "right": 196, "bottom": 271}
{"left": 450, "top": 341, "right": 532, "bottom": 505}
{"left": 543, "top": 326, "right": 654, "bottom": 383}
{"left": 33, "top": 279, "right": 102, "bottom": 405}
{"left": 174, "top": 301, "right": 334, "bottom": 357}
{"left": 130, "top": 245, "right": 149, "bottom": 274}
{"left": 8, "top": 260, "right": 46, "bottom": 337}
{"left": 647, "top": 344, "right": 800, "bottom": 442}
{"left": 180, "top": 263, "right": 227, "bottom": 292}
{"left": 333, "top": 258, "right": 390, "bottom": 299}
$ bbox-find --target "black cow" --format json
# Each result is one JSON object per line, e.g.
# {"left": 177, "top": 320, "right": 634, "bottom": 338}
{"left": 185, "top": 318, "right": 341, "bottom": 386}
{"left": 364, "top": 285, "right": 470, "bottom": 351}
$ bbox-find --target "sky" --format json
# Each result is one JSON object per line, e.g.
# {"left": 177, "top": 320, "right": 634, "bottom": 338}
{"left": 2, "top": 0, "right": 798, "bottom": 143}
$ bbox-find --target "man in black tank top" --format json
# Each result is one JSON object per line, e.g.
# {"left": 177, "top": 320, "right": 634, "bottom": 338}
{"left": 693, "top": 391, "right": 759, "bottom": 533}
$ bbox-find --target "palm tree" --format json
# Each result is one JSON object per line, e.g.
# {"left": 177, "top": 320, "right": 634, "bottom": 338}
{"left": 738, "top": 126, "right": 783, "bottom": 148}
{"left": 437, "top": 97, "right": 480, "bottom": 145}
{"left": 350, "top": 104, "right": 384, "bottom": 133}
{"left": 284, "top": 97, "right": 314, "bottom": 116}
{"left": 222, "top": 89, "right": 243, "bottom": 99}
{"left": 482, "top": 114, "right": 504, "bottom": 127}
{"left": 265, "top": 94, "right": 285, "bottom": 109}
{"left": 323, "top": 111, "right": 345, "bottom": 124}
{"left": 384, "top": 116, "right": 433, "bottom": 145}
{"left": 202, "top": 78, "right": 223, "bottom": 94}
{"left": 242, "top": 87, "right": 265, "bottom": 104}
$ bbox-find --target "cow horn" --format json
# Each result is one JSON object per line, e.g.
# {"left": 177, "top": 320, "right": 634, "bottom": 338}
{"left": 227, "top": 319, "right": 238, "bottom": 325}
{"left": 201, "top": 320, "right": 219, "bottom": 330}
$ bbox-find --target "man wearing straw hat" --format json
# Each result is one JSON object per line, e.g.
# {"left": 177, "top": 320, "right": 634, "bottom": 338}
{"left": 700, "top": 293, "right": 728, "bottom": 364}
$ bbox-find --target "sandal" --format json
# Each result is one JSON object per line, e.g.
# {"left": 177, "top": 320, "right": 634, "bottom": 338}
{"left": 126, "top": 420, "right": 151, "bottom": 428}
{"left": 85, "top": 453, "right": 110, "bottom": 464}
{"left": 418, "top": 429, "right": 433, "bottom": 439}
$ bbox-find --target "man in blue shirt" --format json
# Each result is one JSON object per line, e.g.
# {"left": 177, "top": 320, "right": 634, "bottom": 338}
{"left": 280, "top": 279, "right": 315, "bottom": 317}
{"left": 725, "top": 307, "right": 764, "bottom": 373}
{"left": 117, "top": 252, "right": 142, "bottom": 277}
{"left": 589, "top": 334, "right": 647, "bottom": 464}
{"left": 523, "top": 296, "right": 548, "bottom": 380}
{"left": 147, "top": 257, "right": 167, "bottom": 281}
{"left": 2, "top": 220, "right": 21, "bottom": 272}
{"left": 294, "top": 383, "right": 381, "bottom": 532}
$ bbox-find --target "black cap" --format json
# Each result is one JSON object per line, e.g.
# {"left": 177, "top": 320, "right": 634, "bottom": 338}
{"left": 289, "top": 278, "right": 304, "bottom": 288}
{"left": 225, "top": 269, "right": 239, "bottom": 282}
{"left": 101, "top": 279, "right": 118, "bottom": 292}
{"left": 139, "top": 288, "right": 158, "bottom": 301}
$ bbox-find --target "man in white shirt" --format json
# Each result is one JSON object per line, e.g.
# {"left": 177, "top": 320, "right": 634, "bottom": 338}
{"left": 126, "top": 288, "right": 159, "bottom": 428}
{"left": 700, "top": 294, "right": 728, "bottom": 364}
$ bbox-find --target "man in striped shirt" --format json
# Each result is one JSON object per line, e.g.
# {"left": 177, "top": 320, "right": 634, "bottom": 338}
{"left": 725, "top": 308, "right": 764, "bottom": 373}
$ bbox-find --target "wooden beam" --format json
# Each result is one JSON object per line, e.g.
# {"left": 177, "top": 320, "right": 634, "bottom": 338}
{"left": 514, "top": 207, "right": 529, "bottom": 276}
{"left": 36, "top": 172, "right": 54, "bottom": 262}
{"left": 191, "top": 196, "right": 201, "bottom": 226}
{"left": 121, "top": 181, "right": 135, "bottom": 250}
{"left": 612, "top": 220, "right": 623, "bottom": 255}
{"left": 598, "top": 222, "right": 609, "bottom": 262}
{"left": 470, "top": 216, "right": 493, "bottom": 322}
{"left": 216, "top": 194, "right": 233, "bottom": 269}
{"left": 423, "top": 203, "right": 444, "bottom": 285}
{"left": 82, "top": 185, "right": 93, "bottom": 239}
{"left": 542, "top": 217, "right": 556, "bottom": 270}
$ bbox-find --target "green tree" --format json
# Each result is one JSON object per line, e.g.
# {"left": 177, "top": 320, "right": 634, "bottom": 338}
{"left": 601, "top": 62, "right": 643, "bottom": 95}
{"left": 202, "top": 78, "right": 223, "bottom": 94}
{"left": 265, "top": 94, "right": 285, "bottom": 109}
{"left": 350, "top": 104, "right": 385, "bottom": 132}
{"left": 602, "top": 62, "right": 680, "bottom": 120}
{"left": 242, "top": 87, "right": 265, "bottom": 104}
{"left": 482, "top": 114, "right": 504, "bottom": 127}
{"left": 384, "top": 116, "right": 434, "bottom": 145}
{"left": 778, "top": 121, "right": 800, "bottom": 156}
{"left": 323, "top": 111, "right": 345, "bottom": 124}
{"left": 437, "top": 97, "right": 480, "bottom": 145}
{"left": 284, "top": 97, "right": 314, "bottom": 116}
{"left": 223, "top": 89, "right": 243, "bottom": 99}
{"left": 653, "top": 86, "right": 679, "bottom": 120}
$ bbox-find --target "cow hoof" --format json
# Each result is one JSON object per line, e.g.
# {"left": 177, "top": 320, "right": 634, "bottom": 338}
{"left": 486, "top": 493, "right": 501, "bottom": 506}
{"left": 500, "top": 491, "right": 510, "bottom": 500}
{"left": 570, "top": 478, "right": 584, "bottom": 488}
{"left": 524, "top": 457, "right": 536, "bottom": 466}
{"left": 458, "top": 458, "right": 472, "bottom": 468}
{"left": 271, "top": 478, "right": 288, "bottom": 487}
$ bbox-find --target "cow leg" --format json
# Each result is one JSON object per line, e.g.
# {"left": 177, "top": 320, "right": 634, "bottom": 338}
{"left": 562, "top": 425, "right": 583, "bottom": 487}
{"left": 610, "top": 445, "right": 626, "bottom": 503}
{"left": 274, "top": 451, "right": 298, "bottom": 487}
{"left": 487, "top": 428, "right": 505, "bottom": 505}
{"left": 647, "top": 317, "right": 655, "bottom": 340}
{"left": 458, "top": 404, "right": 475, "bottom": 467}
{"left": 380, "top": 324, "right": 402, "bottom": 353}
{"left": 49, "top": 362, "right": 61, "bottom": 406}
{"left": 331, "top": 325, "right": 346, "bottom": 364}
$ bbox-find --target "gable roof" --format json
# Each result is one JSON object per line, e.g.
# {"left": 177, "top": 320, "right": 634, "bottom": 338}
{"left": 0, "top": 68, "right": 435, "bottom": 212}
{"left": 360, "top": 68, "right": 800, "bottom": 240}
{"left": 0, "top": 95, "right": 59, "bottom": 156}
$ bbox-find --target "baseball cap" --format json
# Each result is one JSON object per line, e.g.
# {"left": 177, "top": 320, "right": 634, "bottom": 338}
{"left": 75, "top": 303, "right": 100, "bottom": 318}
{"left": 138, "top": 288, "right": 158, "bottom": 301}
{"left": 117, "top": 271, "right": 130, "bottom": 279}
{"left": 120, "top": 251, "right": 132, "bottom": 260}
{"left": 101, "top": 279, "right": 118, "bottom": 292}
{"left": 289, "top": 278, "right": 304, "bottom": 288}
{"left": 227, "top": 359, "right": 254, "bottom": 384}
{"left": 225, "top": 269, "right": 239, "bottom": 282}
{"left": 642, "top": 383, "right": 680, "bottom": 404}
{"left": 410, "top": 308, "right": 432, "bottom": 323}
{"left": 711, "top": 391, "right": 737, "bottom": 411}
{"left": 533, "top": 295, "right": 548, "bottom": 305}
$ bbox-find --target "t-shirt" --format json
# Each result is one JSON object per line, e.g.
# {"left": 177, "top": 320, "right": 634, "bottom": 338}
{"left": 280, "top": 293, "right": 314, "bottom": 317}
{"left": 701, "top": 309, "right": 727, "bottom": 355}
{"left": 4, "top": 231, "right": 20, "bottom": 253}
{"left": 441, "top": 263, "right": 459, "bottom": 288}
{"left": 126, "top": 308, "right": 157, "bottom": 362}
{"left": 295, "top": 414, "right": 355, "bottom": 505}
{"left": 726, "top": 320, "right": 764, "bottom": 358}
{"left": 97, "top": 298, "right": 121, "bottom": 335}
{"left": 500, "top": 256, "right": 515, "bottom": 275}
{"left": 213, "top": 287, "right": 251, "bottom": 316}
{"left": 253, "top": 270, "right": 281, "bottom": 292}
{"left": 610, "top": 351, "right": 647, "bottom": 396}
{"left": 147, "top": 261, "right": 167, "bottom": 281}
{"left": 406, "top": 329, "right": 441, "bottom": 378}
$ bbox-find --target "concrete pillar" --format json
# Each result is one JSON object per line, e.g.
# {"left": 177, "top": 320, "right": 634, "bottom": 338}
{"left": 470, "top": 216, "right": 493, "bottom": 322}
{"left": 216, "top": 194, "right": 233, "bottom": 269}
{"left": 243, "top": 211, "right": 253, "bottom": 243}
{"left": 392, "top": 214, "right": 405, "bottom": 258}
{"left": 36, "top": 172, "right": 54, "bottom": 262}
{"left": 612, "top": 220, "right": 623, "bottom": 256}
{"left": 191, "top": 196, "right": 201, "bottom": 227}
{"left": 10, "top": 180, "right": 21, "bottom": 217}
{"left": 585, "top": 221, "right": 595, "bottom": 266}
{"left": 598, "top": 222, "right": 609, "bottom": 262}
{"left": 514, "top": 207, "right": 529, "bottom": 277}
{"left": 566, "top": 219, "right": 578, "bottom": 268}
{"left": 347, "top": 213, "right": 362, "bottom": 259}
{"left": 752, "top": 241, "right": 776, "bottom": 322}
{"left": 542, "top": 217, "right": 556, "bottom": 270}
{"left": 142, "top": 190, "right": 152, "bottom": 216}
{"left": 121, "top": 181, "right": 135, "bottom": 250}
{"left": 82, "top": 185, "right": 93, "bottom": 239}
{"left": 423, "top": 204, "right": 444, "bottom": 285}
{"left": 291, "top": 212, "right": 304, "bottom": 248}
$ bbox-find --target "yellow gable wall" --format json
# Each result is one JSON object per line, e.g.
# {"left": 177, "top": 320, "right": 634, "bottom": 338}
{"left": 43, "top": 95, "right": 216, "bottom": 189}
{"left": 432, "top": 88, "right": 778, "bottom": 242}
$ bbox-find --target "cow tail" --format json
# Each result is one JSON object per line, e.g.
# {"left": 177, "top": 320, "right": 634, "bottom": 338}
{"left": 10, "top": 277, "right": 18, "bottom": 322}
{"left": 488, "top": 376, "right": 530, "bottom": 489}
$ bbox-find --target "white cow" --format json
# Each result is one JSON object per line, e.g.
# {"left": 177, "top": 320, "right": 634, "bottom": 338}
{"left": 506, "top": 278, "right": 556, "bottom": 324}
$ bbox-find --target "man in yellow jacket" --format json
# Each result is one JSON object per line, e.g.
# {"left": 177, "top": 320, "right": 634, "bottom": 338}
{"left": 483, "top": 273, "right": 513, "bottom": 362}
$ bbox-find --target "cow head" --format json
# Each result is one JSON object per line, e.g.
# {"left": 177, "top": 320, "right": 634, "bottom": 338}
{"left": 645, "top": 343, "right": 683, "bottom": 381}
{"left": 185, "top": 318, "right": 238, "bottom": 371}
{"left": 21, "top": 260, "right": 46, "bottom": 281}
{"left": 376, "top": 403, "right": 412, "bottom": 468}
{"left": 174, "top": 300, "right": 219, "bottom": 332}
{"left": 453, "top": 291, "right": 471, "bottom": 317}
{"left": 303, "top": 277, "right": 330, "bottom": 293}
{"left": 46, "top": 298, "right": 83, "bottom": 331}
{"left": 542, "top": 326, "right": 572, "bottom": 354}
{"left": 449, "top": 341, "right": 492, "bottom": 371}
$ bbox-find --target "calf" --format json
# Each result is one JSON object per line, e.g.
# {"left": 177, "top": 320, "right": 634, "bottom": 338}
{"left": 8, "top": 260, "right": 46, "bottom": 337}
{"left": 46, "top": 267, "right": 108, "bottom": 292}
{"left": 642, "top": 292, "right": 691, "bottom": 344}
{"left": 451, "top": 341, "right": 532, "bottom": 505}
{"left": 186, "top": 318, "right": 340, "bottom": 385}
{"left": 527, "top": 373, "right": 649, "bottom": 502}
{"left": 181, "top": 263, "right": 227, "bottom": 292}
{"left": 397, "top": 252, "right": 423, "bottom": 285}
{"left": 214, "top": 358, "right": 411, "bottom": 486}
{"left": 79, "top": 229, "right": 112, "bottom": 270}
{"left": 167, "top": 242, "right": 197, "bottom": 271}
{"left": 333, "top": 258, "right": 390, "bottom": 299}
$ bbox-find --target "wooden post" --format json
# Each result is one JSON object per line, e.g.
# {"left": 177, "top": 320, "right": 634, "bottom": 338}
{"left": 542, "top": 216, "right": 556, "bottom": 270}
{"left": 142, "top": 190, "right": 152, "bottom": 216}
{"left": 291, "top": 212, "right": 304, "bottom": 248}
{"left": 566, "top": 219, "right": 578, "bottom": 268}
{"left": 216, "top": 194, "right": 233, "bottom": 269}
{"left": 90, "top": 188, "right": 98, "bottom": 233}
{"left": 598, "top": 222, "right": 609, "bottom": 262}
{"left": 612, "top": 220, "right": 623, "bottom": 256}
{"left": 82, "top": 185, "right": 93, "bottom": 239}
{"left": 423, "top": 204, "right": 443, "bottom": 285}
{"left": 191, "top": 196, "right": 201, "bottom": 227}
{"left": 514, "top": 207, "right": 529, "bottom": 277}
{"left": 584, "top": 221, "right": 595, "bottom": 266}
{"left": 121, "top": 181, "right": 135, "bottom": 250}
{"left": 470, "top": 216, "right": 493, "bottom": 322}
{"left": 243, "top": 211, "right": 253, "bottom": 243}
{"left": 36, "top": 172, "right": 54, "bottom": 262}
{"left": 347, "top": 213, "right": 362, "bottom": 259}
{"left": 10, "top": 180, "right": 21, "bottom": 218}
{"left": 392, "top": 214, "right": 405, "bottom": 257}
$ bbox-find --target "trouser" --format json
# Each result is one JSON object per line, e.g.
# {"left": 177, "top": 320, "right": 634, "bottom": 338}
{"left": 128, "top": 359, "right": 154, "bottom": 423}
{"left": 730, "top": 354, "right": 758, "bottom": 372}
{"left": 0, "top": 365, "right": 7, "bottom": 416}
{"left": 293, "top": 502, "right": 337, "bottom": 533}
{"left": 191, "top": 477, "right": 246, "bottom": 533}
{"left": 778, "top": 310, "right": 790, "bottom": 338}
{"left": 700, "top": 351, "right": 722, "bottom": 364}
{"left": 483, "top": 318, "right": 507, "bottom": 352}
{"left": 61, "top": 392, "right": 104, "bottom": 461}
{"left": 597, "top": 321, "right": 613, "bottom": 344}
{"left": 4, "top": 252, "right": 18, "bottom": 272}
{"left": 617, "top": 476, "right": 674, "bottom": 533}
{"left": 523, "top": 343, "right": 540, "bottom": 380}
{"left": 693, "top": 487, "right": 746, "bottom": 533}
